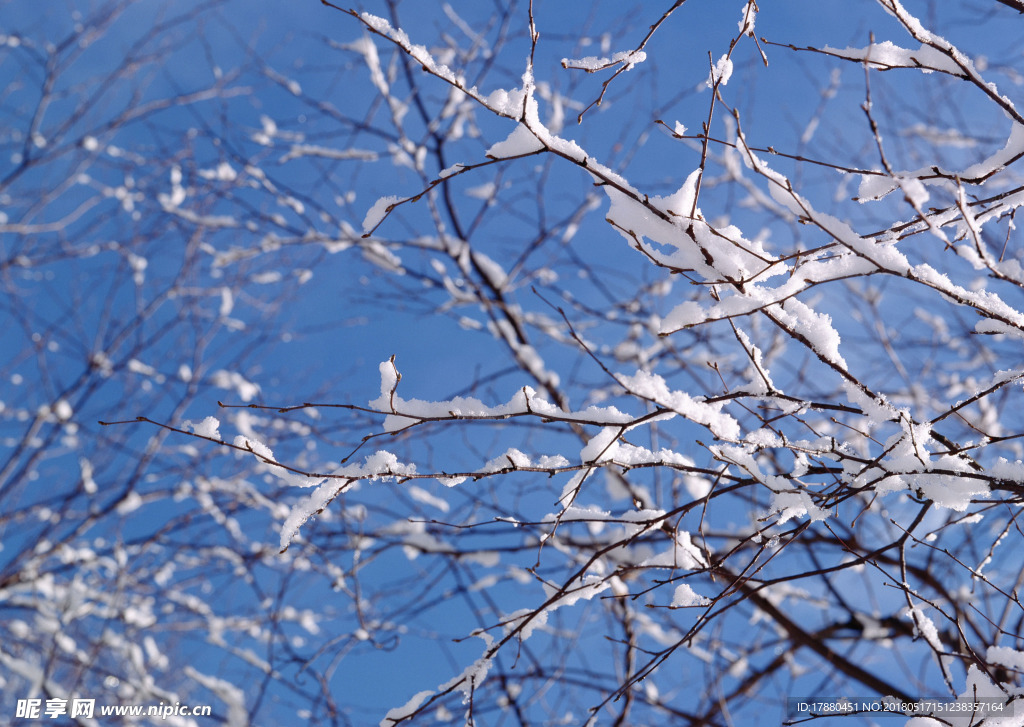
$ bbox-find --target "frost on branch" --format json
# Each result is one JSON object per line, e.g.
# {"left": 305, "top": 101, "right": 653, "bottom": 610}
{"left": 561, "top": 49, "right": 647, "bottom": 73}
{"left": 362, "top": 195, "right": 401, "bottom": 234}
{"left": 279, "top": 450, "right": 417, "bottom": 552}
{"left": 319, "top": 3, "right": 1024, "bottom": 719}
{"left": 671, "top": 583, "right": 711, "bottom": 608}
{"left": 40, "top": 0, "right": 1024, "bottom": 724}
{"left": 485, "top": 124, "right": 545, "bottom": 159}
{"left": 706, "top": 54, "right": 734, "bottom": 88}
{"left": 821, "top": 40, "right": 968, "bottom": 76}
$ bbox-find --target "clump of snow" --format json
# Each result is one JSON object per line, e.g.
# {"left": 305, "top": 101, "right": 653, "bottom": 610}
{"left": 989, "top": 458, "right": 1024, "bottom": 482}
{"left": 116, "top": 491, "right": 143, "bottom": 514}
{"left": 774, "top": 297, "right": 846, "bottom": 369}
{"left": 642, "top": 530, "right": 707, "bottom": 570}
{"left": 738, "top": 1, "right": 757, "bottom": 35}
{"left": 897, "top": 177, "right": 929, "bottom": 207}
{"left": 408, "top": 485, "right": 449, "bottom": 512}
{"left": 960, "top": 122, "right": 1024, "bottom": 181}
{"left": 185, "top": 668, "right": 248, "bottom": 727}
{"left": 822, "top": 40, "right": 964, "bottom": 76}
{"left": 199, "top": 162, "right": 237, "bottom": 181}
{"left": 361, "top": 239, "right": 404, "bottom": 273}
{"left": 362, "top": 195, "right": 400, "bottom": 234}
{"left": 485, "top": 86, "right": 527, "bottom": 116}
{"left": 860, "top": 123, "right": 1024, "bottom": 204}
{"left": 166, "top": 208, "right": 238, "bottom": 228}
{"left": 53, "top": 399, "right": 73, "bottom": 422}
{"left": 502, "top": 576, "right": 612, "bottom": 642}
{"left": 616, "top": 369, "right": 740, "bottom": 441}
{"left": 672, "top": 583, "right": 712, "bottom": 607}
{"left": 857, "top": 173, "right": 897, "bottom": 202}
{"left": 280, "top": 451, "right": 417, "bottom": 551}
{"left": 561, "top": 49, "right": 646, "bottom": 72}
{"left": 661, "top": 168, "right": 702, "bottom": 218}
{"left": 219, "top": 287, "right": 234, "bottom": 317}
{"left": 359, "top": 12, "right": 460, "bottom": 85}
{"left": 211, "top": 370, "right": 260, "bottom": 402}
{"left": 987, "top": 645, "right": 1024, "bottom": 674}
{"left": 367, "top": 359, "right": 632, "bottom": 434}
{"left": 580, "top": 426, "right": 621, "bottom": 463}
{"left": 279, "top": 144, "right": 377, "bottom": 163}
{"left": 486, "top": 124, "right": 545, "bottom": 159}
{"left": 707, "top": 54, "right": 734, "bottom": 87}
{"left": 252, "top": 115, "right": 278, "bottom": 146}
{"left": 188, "top": 416, "right": 221, "bottom": 440}
{"left": 912, "top": 474, "right": 989, "bottom": 511}
{"left": 380, "top": 691, "right": 434, "bottom": 727}
{"left": 438, "top": 162, "right": 466, "bottom": 179}
{"left": 766, "top": 490, "right": 831, "bottom": 524}
{"left": 465, "top": 181, "right": 496, "bottom": 199}
{"left": 158, "top": 165, "right": 187, "bottom": 209}
{"left": 907, "top": 606, "right": 943, "bottom": 654}
{"left": 79, "top": 457, "right": 97, "bottom": 494}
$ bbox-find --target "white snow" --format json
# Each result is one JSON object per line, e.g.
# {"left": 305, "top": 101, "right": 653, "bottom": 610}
{"left": 408, "top": 485, "right": 450, "bottom": 512}
{"left": 362, "top": 195, "right": 400, "bottom": 234}
{"left": 986, "top": 645, "right": 1024, "bottom": 673}
{"left": 189, "top": 416, "right": 221, "bottom": 440}
{"left": 641, "top": 530, "right": 707, "bottom": 570}
{"left": 671, "top": 583, "right": 711, "bottom": 607}
{"left": 359, "top": 12, "right": 459, "bottom": 85}
{"left": 279, "top": 144, "right": 377, "bottom": 163}
{"left": 53, "top": 399, "right": 73, "bottom": 422}
{"left": 185, "top": 668, "right": 248, "bottom": 727}
{"left": 367, "top": 359, "right": 633, "bottom": 433}
{"left": 907, "top": 606, "right": 944, "bottom": 654}
{"left": 707, "top": 54, "right": 734, "bottom": 88}
{"left": 486, "top": 124, "right": 545, "bottom": 159}
{"left": 616, "top": 369, "right": 741, "bottom": 441}
{"left": 465, "top": 181, "right": 497, "bottom": 199}
{"left": 79, "top": 457, "right": 97, "bottom": 494}
{"left": 438, "top": 162, "right": 466, "bottom": 179}
{"left": 561, "top": 50, "right": 646, "bottom": 72}
{"left": 211, "top": 370, "right": 260, "bottom": 402}
{"left": 738, "top": 1, "right": 757, "bottom": 35}
{"left": 380, "top": 690, "right": 433, "bottom": 727}
{"left": 280, "top": 451, "right": 417, "bottom": 551}
{"left": 166, "top": 208, "right": 238, "bottom": 228}
{"left": 199, "top": 162, "right": 237, "bottom": 181}
{"left": 116, "top": 491, "right": 143, "bottom": 514}
{"left": 822, "top": 40, "right": 965, "bottom": 75}
{"left": 219, "top": 287, "right": 234, "bottom": 317}
{"left": 767, "top": 490, "right": 831, "bottom": 524}
{"left": 485, "top": 86, "right": 527, "bottom": 116}
{"left": 502, "top": 576, "right": 611, "bottom": 642}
